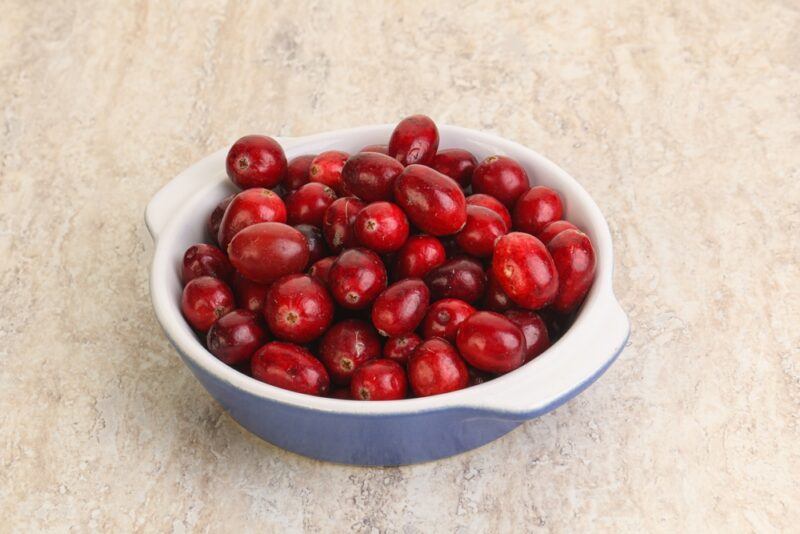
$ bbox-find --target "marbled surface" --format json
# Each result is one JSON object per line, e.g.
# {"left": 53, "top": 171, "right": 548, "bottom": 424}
{"left": 1, "top": 1, "right": 798, "bottom": 532}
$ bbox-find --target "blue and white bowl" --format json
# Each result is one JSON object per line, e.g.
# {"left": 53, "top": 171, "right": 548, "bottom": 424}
{"left": 146, "top": 124, "right": 630, "bottom": 466}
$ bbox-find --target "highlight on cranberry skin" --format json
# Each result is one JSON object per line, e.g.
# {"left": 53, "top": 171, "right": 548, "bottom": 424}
{"left": 226, "top": 135, "right": 287, "bottom": 190}
{"left": 264, "top": 274, "right": 334, "bottom": 344}
{"left": 350, "top": 359, "right": 408, "bottom": 401}
{"left": 408, "top": 337, "right": 469, "bottom": 397}
{"left": 180, "top": 276, "right": 235, "bottom": 333}
{"left": 206, "top": 309, "right": 267, "bottom": 366}
{"left": 388, "top": 114, "right": 439, "bottom": 166}
{"left": 455, "top": 311, "right": 527, "bottom": 374}
{"left": 513, "top": 186, "right": 564, "bottom": 236}
{"left": 181, "top": 243, "right": 232, "bottom": 285}
{"left": 472, "top": 155, "right": 530, "bottom": 207}
{"left": 251, "top": 342, "right": 330, "bottom": 396}
{"left": 319, "top": 319, "right": 382, "bottom": 385}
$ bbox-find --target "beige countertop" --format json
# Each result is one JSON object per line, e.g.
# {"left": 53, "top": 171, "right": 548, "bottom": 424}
{"left": 1, "top": 1, "right": 798, "bottom": 532}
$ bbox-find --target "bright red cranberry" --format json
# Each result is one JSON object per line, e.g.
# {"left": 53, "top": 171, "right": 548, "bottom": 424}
{"left": 354, "top": 201, "right": 410, "bottom": 253}
{"left": 285, "top": 182, "right": 337, "bottom": 227}
{"left": 408, "top": 338, "right": 469, "bottom": 397}
{"left": 226, "top": 135, "right": 287, "bottom": 189}
{"left": 456, "top": 311, "right": 526, "bottom": 374}
{"left": 308, "top": 256, "right": 336, "bottom": 284}
{"left": 431, "top": 149, "right": 477, "bottom": 188}
{"left": 393, "top": 235, "right": 446, "bottom": 280}
{"left": 228, "top": 222, "right": 309, "bottom": 284}
{"left": 328, "top": 248, "right": 387, "bottom": 309}
{"left": 472, "top": 156, "right": 529, "bottom": 207}
{"left": 360, "top": 144, "right": 389, "bottom": 155}
{"left": 207, "top": 193, "right": 235, "bottom": 244}
{"left": 513, "top": 186, "right": 563, "bottom": 235}
{"left": 181, "top": 276, "right": 235, "bottom": 333}
{"left": 420, "top": 298, "right": 475, "bottom": 341}
{"left": 393, "top": 165, "right": 467, "bottom": 235}
{"left": 547, "top": 229, "right": 597, "bottom": 312}
{"left": 322, "top": 197, "right": 365, "bottom": 253}
{"left": 285, "top": 154, "right": 315, "bottom": 191}
{"left": 319, "top": 319, "right": 382, "bottom": 384}
{"left": 231, "top": 272, "right": 270, "bottom": 313}
{"left": 424, "top": 257, "right": 486, "bottom": 303}
{"left": 383, "top": 333, "right": 422, "bottom": 365}
{"left": 504, "top": 309, "right": 550, "bottom": 362}
{"left": 181, "top": 243, "right": 232, "bottom": 285}
{"left": 264, "top": 274, "right": 334, "bottom": 343}
{"left": 309, "top": 150, "right": 349, "bottom": 195}
{"left": 466, "top": 193, "right": 511, "bottom": 231}
{"left": 218, "top": 188, "right": 287, "bottom": 248}
{"left": 538, "top": 220, "right": 578, "bottom": 245}
{"left": 293, "top": 224, "right": 328, "bottom": 263}
{"left": 206, "top": 309, "right": 267, "bottom": 365}
{"left": 251, "top": 342, "right": 330, "bottom": 396}
{"left": 455, "top": 205, "right": 507, "bottom": 258}
{"left": 342, "top": 152, "right": 404, "bottom": 202}
{"left": 388, "top": 114, "right": 439, "bottom": 166}
{"left": 491, "top": 232, "right": 558, "bottom": 310}
{"left": 371, "top": 279, "right": 430, "bottom": 337}
{"left": 350, "top": 359, "right": 407, "bottom": 400}
{"left": 484, "top": 272, "right": 513, "bottom": 312}
{"left": 330, "top": 388, "right": 352, "bottom": 399}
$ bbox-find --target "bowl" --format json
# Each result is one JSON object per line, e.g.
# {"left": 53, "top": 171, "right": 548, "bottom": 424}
{"left": 146, "top": 124, "right": 630, "bottom": 466}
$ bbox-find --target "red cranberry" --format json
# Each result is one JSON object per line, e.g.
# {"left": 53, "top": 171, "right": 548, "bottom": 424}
{"left": 322, "top": 197, "right": 365, "bottom": 253}
{"left": 265, "top": 274, "right": 334, "bottom": 343}
{"left": 547, "top": 229, "right": 597, "bottom": 312}
{"left": 251, "top": 342, "right": 329, "bottom": 396}
{"left": 293, "top": 224, "right": 328, "bottom": 263}
{"left": 228, "top": 222, "right": 309, "bottom": 284}
{"left": 504, "top": 309, "right": 550, "bottom": 362}
{"left": 383, "top": 333, "right": 422, "bottom": 365}
{"left": 393, "top": 165, "right": 467, "bottom": 235}
{"left": 424, "top": 257, "right": 486, "bottom": 303}
{"left": 354, "top": 201, "right": 410, "bottom": 253}
{"left": 226, "top": 135, "right": 287, "bottom": 189}
{"left": 181, "top": 244, "right": 232, "bottom": 285}
{"left": 491, "top": 232, "right": 558, "bottom": 310}
{"left": 408, "top": 338, "right": 469, "bottom": 397}
{"left": 538, "top": 220, "right": 578, "bottom": 245}
{"left": 371, "top": 279, "right": 430, "bottom": 337}
{"left": 328, "top": 248, "right": 387, "bottom": 309}
{"left": 456, "top": 311, "right": 526, "bottom": 374}
{"left": 206, "top": 309, "right": 267, "bottom": 365}
{"left": 388, "top": 114, "right": 439, "bottom": 166}
{"left": 231, "top": 272, "right": 270, "bottom": 313}
{"left": 455, "top": 205, "right": 507, "bottom": 258}
{"left": 466, "top": 193, "right": 512, "bottom": 231}
{"left": 360, "top": 144, "right": 389, "bottom": 155}
{"left": 484, "top": 272, "right": 513, "bottom": 312}
{"left": 350, "top": 359, "right": 407, "bottom": 400}
{"left": 309, "top": 150, "right": 349, "bottom": 195}
{"left": 180, "top": 276, "right": 235, "bottom": 333}
{"left": 472, "top": 156, "right": 529, "bottom": 207}
{"left": 218, "top": 188, "right": 287, "bottom": 248}
{"left": 285, "top": 182, "right": 337, "bottom": 227}
{"left": 420, "top": 298, "right": 475, "bottom": 341}
{"left": 207, "top": 193, "right": 235, "bottom": 244}
{"left": 513, "top": 186, "right": 563, "bottom": 235}
{"left": 285, "top": 154, "right": 315, "bottom": 191}
{"left": 431, "top": 149, "right": 477, "bottom": 188}
{"left": 319, "top": 319, "right": 382, "bottom": 384}
{"left": 341, "top": 152, "right": 404, "bottom": 202}
{"left": 393, "top": 235, "right": 446, "bottom": 279}
{"left": 308, "top": 256, "right": 336, "bottom": 285}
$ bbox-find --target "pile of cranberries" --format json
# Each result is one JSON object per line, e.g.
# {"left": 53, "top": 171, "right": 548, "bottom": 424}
{"left": 179, "top": 115, "right": 596, "bottom": 401}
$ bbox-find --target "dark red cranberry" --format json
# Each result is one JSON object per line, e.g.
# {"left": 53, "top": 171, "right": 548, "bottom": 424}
{"left": 393, "top": 165, "right": 467, "bottom": 236}
{"left": 538, "top": 220, "right": 578, "bottom": 245}
{"left": 322, "top": 197, "right": 366, "bottom": 253}
{"left": 491, "top": 232, "right": 558, "bottom": 310}
{"left": 228, "top": 222, "right": 309, "bottom": 284}
{"left": 431, "top": 149, "right": 477, "bottom": 188}
{"left": 319, "top": 319, "right": 382, "bottom": 384}
{"left": 231, "top": 272, "right": 270, "bottom": 313}
{"left": 472, "top": 156, "right": 529, "bottom": 207}
{"left": 408, "top": 337, "right": 469, "bottom": 397}
{"left": 285, "top": 182, "right": 337, "bottom": 227}
{"left": 328, "top": 248, "right": 387, "bottom": 309}
{"left": 540, "top": 307, "right": 577, "bottom": 341}
{"left": 504, "top": 309, "right": 550, "bottom": 362}
{"left": 439, "top": 236, "right": 464, "bottom": 259}
{"left": 466, "top": 193, "right": 512, "bottom": 231}
{"left": 342, "top": 152, "right": 404, "bottom": 202}
{"left": 484, "top": 272, "right": 513, "bottom": 312}
{"left": 360, "top": 144, "right": 389, "bottom": 155}
{"left": 354, "top": 201, "right": 410, "bottom": 253}
{"left": 309, "top": 150, "right": 349, "bottom": 195}
{"left": 388, "top": 114, "right": 439, "bottom": 166}
{"left": 383, "top": 333, "right": 422, "bottom": 365}
{"left": 371, "top": 279, "right": 430, "bottom": 337}
{"left": 293, "top": 224, "right": 328, "bottom": 263}
{"left": 206, "top": 309, "right": 267, "bottom": 365}
{"left": 226, "top": 135, "right": 287, "bottom": 189}
{"left": 420, "top": 298, "right": 475, "bottom": 341}
{"left": 393, "top": 235, "right": 446, "bottom": 279}
{"left": 181, "top": 244, "right": 232, "bottom": 285}
{"left": 330, "top": 388, "right": 352, "bottom": 399}
{"left": 547, "top": 229, "right": 597, "bottom": 312}
{"left": 264, "top": 274, "right": 334, "bottom": 343}
{"left": 308, "top": 256, "right": 336, "bottom": 285}
{"left": 285, "top": 154, "right": 315, "bottom": 191}
{"left": 468, "top": 366, "right": 494, "bottom": 386}
{"left": 251, "top": 342, "right": 330, "bottom": 396}
{"left": 350, "top": 359, "right": 407, "bottom": 400}
{"left": 180, "top": 276, "right": 235, "bottom": 333}
{"left": 456, "top": 311, "right": 526, "bottom": 374}
{"left": 207, "top": 193, "right": 235, "bottom": 244}
{"left": 218, "top": 188, "right": 288, "bottom": 248}
{"left": 424, "top": 257, "right": 486, "bottom": 303}
{"left": 513, "top": 186, "right": 563, "bottom": 235}
{"left": 455, "top": 205, "right": 507, "bottom": 258}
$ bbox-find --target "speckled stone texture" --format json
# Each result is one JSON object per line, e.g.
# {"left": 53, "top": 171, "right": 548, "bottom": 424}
{"left": 1, "top": 0, "right": 798, "bottom": 532}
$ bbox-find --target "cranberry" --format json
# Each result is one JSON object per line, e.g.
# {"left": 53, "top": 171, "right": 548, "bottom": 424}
{"left": 293, "top": 224, "right": 328, "bottom": 263}
{"left": 484, "top": 272, "right": 513, "bottom": 312}
{"left": 371, "top": 279, "right": 430, "bottom": 337}
{"left": 431, "top": 149, "right": 477, "bottom": 188}
{"left": 319, "top": 319, "right": 382, "bottom": 384}
{"left": 504, "top": 309, "right": 550, "bottom": 362}
{"left": 466, "top": 193, "right": 512, "bottom": 231}
{"left": 540, "top": 307, "right": 577, "bottom": 341}
{"left": 456, "top": 311, "right": 526, "bottom": 374}
{"left": 264, "top": 274, "right": 334, "bottom": 343}
{"left": 322, "top": 197, "right": 365, "bottom": 253}
{"left": 251, "top": 342, "right": 330, "bottom": 396}
{"left": 360, "top": 144, "right": 389, "bottom": 155}
{"left": 420, "top": 298, "right": 475, "bottom": 341}
{"left": 226, "top": 135, "right": 287, "bottom": 189}
{"left": 424, "top": 257, "right": 486, "bottom": 303}
{"left": 408, "top": 338, "right": 469, "bottom": 397}
{"left": 383, "top": 333, "right": 422, "bottom": 365}
{"left": 468, "top": 366, "right": 494, "bottom": 386}
{"left": 328, "top": 248, "right": 387, "bottom": 309}
{"left": 440, "top": 236, "right": 465, "bottom": 259}
{"left": 455, "top": 205, "right": 507, "bottom": 258}
{"left": 285, "top": 182, "right": 337, "bottom": 227}
{"left": 350, "top": 359, "right": 407, "bottom": 400}
{"left": 309, "top": 150, "right": 349, "bottom": 195}
{"left": 206, "top": 309, "right": 267, "bottom": 365}
{"left": 218, "top": 188, "right": 288, "bottom": 248}
{"left": 393, "top": 165, "right": 467, "bottom": 235}
{"left": 472, "top": 156, "right": 529, "bottom": 207}
{"left": 341, "top": 152, "right": 404, "bottom": 202}
{"left": 491, "top": 232, "right": 558, "bottom": 310}
{"left": 228, "top": 222, "right": 309, "bottom": 284}
{"left": 285, "top": 154, "right": 315, "bottom": 191}
{"left": 207, "top": 193, "right": 235, "bottom": 244}
{"left": 353, "top": 201, "right": 410, "bottom": 253}
{"left": 538, "top": 220, "right": 578, "bottom": 245}
{"left": 547, "top": 229, "right": 597, "bottom": 312}
{"left": 393, "top": 235, "right": 446, "bottom": 279}
{"left": 231, "top": 272, "right": 270, "bottom": 313}
{"left": 513, "top": 186, "right": 563, "bottom": 235}
{"left": 388, "top": 114, "right": 439, "bottom": 166}
{"left": 181, "top": 243, "right": 232, "bottom": 285}
{"left": 308, "top": 256, "right": 336, "bottom": 284}
{"left": 330, "top": 388, "right": 352, "bottom": 399}
{"left": 180, "top": 276, "right": 235, "bottom": 333}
